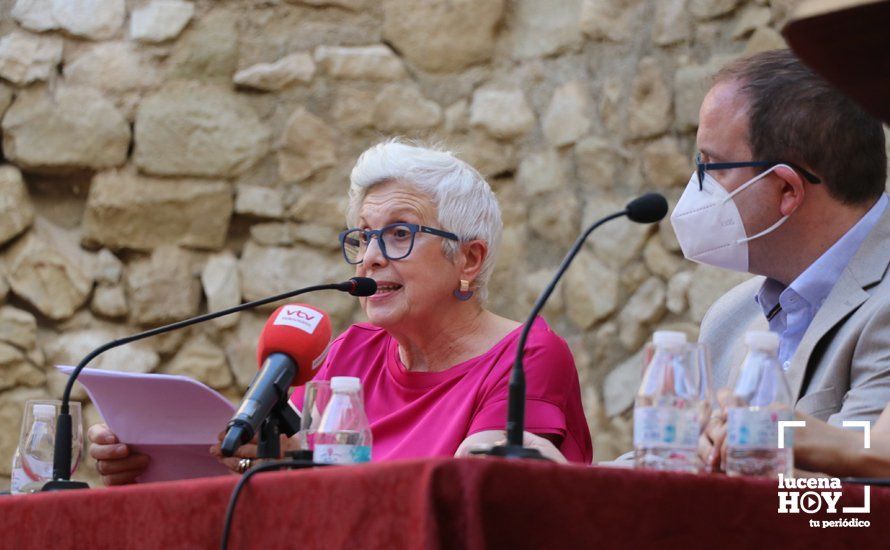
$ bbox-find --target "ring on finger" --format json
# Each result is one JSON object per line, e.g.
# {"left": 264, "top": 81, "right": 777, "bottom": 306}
{"left": 237, "top": 458, "right": 254, "bottom": 473}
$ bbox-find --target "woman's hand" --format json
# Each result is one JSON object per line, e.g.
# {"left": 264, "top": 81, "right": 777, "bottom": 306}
{"left": 87, "top": 423, "right": 150, "bottom": 486}
{"left": 454, "top": 430, "right": 568, "bottom": 464}
{"left": 209, "top": 431, "right": 302, "bottom": 474}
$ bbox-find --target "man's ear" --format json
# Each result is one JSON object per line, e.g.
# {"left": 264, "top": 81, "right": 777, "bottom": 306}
{"left": 773, "top": 165, "right": 806, "bottom": 216}
{"left": 459, "top": 239, "right": 488, "bottom": 283}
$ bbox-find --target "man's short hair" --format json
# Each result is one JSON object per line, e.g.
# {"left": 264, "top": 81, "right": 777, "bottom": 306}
{"left": 715, "top": 49, "right": 886, "bottom": 205}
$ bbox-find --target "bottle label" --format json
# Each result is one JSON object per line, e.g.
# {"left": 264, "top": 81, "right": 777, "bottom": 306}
{"left": 314, "top": 444, "right": 371, "bottom": 464}
{"left": 727, "top": 408, "right": 791, "bottom": 449}
{"left": 633, "top": 406, "right": 700, "bottom": 449}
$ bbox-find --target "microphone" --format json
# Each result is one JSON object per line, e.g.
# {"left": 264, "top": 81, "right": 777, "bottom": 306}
{"left": 626, "top": 193, "right": 669, "bottom": 224}
{"left": 220, "top": 304, "right": 332, "bottom": 457}
{"left": 338, "top": 276, "right": 377, "bottom": 297}
{"left": 45, "top": 277, "right": 375, "bottom": 491}
{"left": 481, "top": 193, "right": 668, "bottom": 460}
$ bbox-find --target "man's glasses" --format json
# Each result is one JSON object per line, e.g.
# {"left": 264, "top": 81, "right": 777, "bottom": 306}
{"left": 339, "top": 223, "right": 459, "bottom": 265}
{"left": 695, "top": 153, "right": 821, "bottom": 190}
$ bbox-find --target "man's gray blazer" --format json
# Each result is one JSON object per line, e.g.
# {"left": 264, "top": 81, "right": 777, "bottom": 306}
{"left": 699, "top": 207, "right": 890, "bottom": 425}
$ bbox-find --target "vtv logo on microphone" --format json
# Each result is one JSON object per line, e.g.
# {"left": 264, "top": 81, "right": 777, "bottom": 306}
{"left": 274, "top": 305, "right": 323, "bottom": 334}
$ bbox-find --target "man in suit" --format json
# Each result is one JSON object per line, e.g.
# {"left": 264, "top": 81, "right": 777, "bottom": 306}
{"left": 670, "top": 50, "right": 889, "bottom": 469}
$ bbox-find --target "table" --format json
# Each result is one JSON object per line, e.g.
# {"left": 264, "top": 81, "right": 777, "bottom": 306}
{"left": 0, "top": 458, "right": 886, "bottom": 549}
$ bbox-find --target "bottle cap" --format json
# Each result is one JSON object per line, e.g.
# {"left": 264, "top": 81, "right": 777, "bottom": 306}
{"left": 33, "top": 403, "right": 56, "bottom": 418}
{"left": 744, "top": 330, "right": 780, "bottom": 352}
{"left": 330, "top": 376, "right": 361, "bottom": 393}
{"left": 652, "top": 330, "right": 687, "bottom": 348}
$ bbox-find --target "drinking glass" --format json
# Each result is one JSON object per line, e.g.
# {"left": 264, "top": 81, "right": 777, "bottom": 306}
{"left": 15, "top": 400, "right": 83, "bottom": 493}
{"left": 296, "top": 381, "right": 332, "bottom": 451}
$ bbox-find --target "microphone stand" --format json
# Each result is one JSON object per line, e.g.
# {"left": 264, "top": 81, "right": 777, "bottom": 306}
{"left": 256, "top": 395, "right": 302, "bottom": 460}
{"left": 480, "top": 192, "right": 667, "bottom": 460}
{"left": 44, "top": 280, "right": 365, "bottom": 491}
{"left": 479, "top": 211, "right": 629, "bottom": 460}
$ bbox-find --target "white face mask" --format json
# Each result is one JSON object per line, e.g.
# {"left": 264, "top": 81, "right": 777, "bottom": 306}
{"left": 670, "top": 165, "right": 791, "bottom": 272}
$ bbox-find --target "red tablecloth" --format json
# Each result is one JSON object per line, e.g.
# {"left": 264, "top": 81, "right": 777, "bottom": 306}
{"left": 0, "top": 458, "right": 886, "bottom": 549}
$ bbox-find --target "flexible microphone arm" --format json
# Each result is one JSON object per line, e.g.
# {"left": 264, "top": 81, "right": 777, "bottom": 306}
{"left": 505, "top": 211, "right": 626, "bottom": 452}
{"left": 46, "top": 277, "right": 375, "bottom": 490}
{"left": 484, "top": 193, "right": 668, "bottom": 459}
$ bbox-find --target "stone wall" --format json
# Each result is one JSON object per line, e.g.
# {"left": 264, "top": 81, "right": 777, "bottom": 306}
{"left": 0, "top": 0, "right": 887, "bottom": 489}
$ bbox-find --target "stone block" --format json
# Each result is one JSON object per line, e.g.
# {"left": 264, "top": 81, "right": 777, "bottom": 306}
{"left": 517, "top": 150, "right": 567, "bottom": 197}
{"left": 276, "top": 107, "right": 337, "bottom": 183}
{"left": 0, "top": 306, "right": 37, "bottom": 350}
{"left": 126, "top": 247, "right": 202, "bottom": 326}
{"left": 0, "top": 166, "right": 34, "bottom": 247}
{"left": 511, "top": 0, "right": 582, "bottom": 59}
{"left": 167, "top": 9, "right": 238, "bottom": 79}
{"left": 382, "top": 0, "right": 503, "bottom": 73}
{"left": 83, "top": 169, "right": 233, "bottom": 251}
{"left": 0, "top": 30, "right": 62, "bottom": 85}
{"left": 201, "top": 251, "right": 241, "bottom": 329}
{"left": 135, "top": 82, "right": 270, "bottom": 178}
{"left": 373, "top": 84, "right": 443, "bottom": 132}
{"left": 54, "top": 0, "right": 126, "bottom": 40}
{"left": 235, "top": 185, "right": 286, "bottom": 219}
{"left": 2, "top": 86, "right": 130, "bottom": 172}
{"left": 234, "top": 52, "right": 315, "bottom": 91}
{"left": 131, "top": 0, "right": 195, "bottom": 43}
{"left": 542, "top": 81, "right": 591, "bottom": 147}
{"left": 162, "top": 335, "right": 232, "bottom": 390}
{"left": 580, "top": 0, "right": 645, "bottom": 43}
{"left": 4, "top": 230, "right": 93, "bottom": 321}
{"left": 653, "top": 0, "right": 691, "bottom": 46}
{"left": 627, "top": 57, "right": 672, "bottom": 139}
{"left": 469, "top": 87, "right": 535, "bottom": 140}
{"left": 563, "top": 250, "right": 619, "bottom": 329}
{"left": 314, "top": 45, "right": 405, "bottom": 80}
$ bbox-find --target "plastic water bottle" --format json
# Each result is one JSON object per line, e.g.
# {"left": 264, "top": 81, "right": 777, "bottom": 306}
{"left": 725, "top": 331, "right": 793, "bottom": 477}
{"left": 10, "top": 404, "right": 57, "bottom": 494}
{"left": 634, "top": 331, "right": 704, "bottom": 473}
{"left": 314, "top": 376, "right": 372, "bottom": 464}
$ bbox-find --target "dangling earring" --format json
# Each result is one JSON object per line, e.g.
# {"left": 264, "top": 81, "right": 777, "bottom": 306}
{"left": 453, "top": 279, "right": 474, "bottom": 301}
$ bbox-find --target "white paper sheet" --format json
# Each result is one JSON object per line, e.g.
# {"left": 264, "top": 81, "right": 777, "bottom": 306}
{"left": 57, "top": 366, "right": 235, "bottom": 483}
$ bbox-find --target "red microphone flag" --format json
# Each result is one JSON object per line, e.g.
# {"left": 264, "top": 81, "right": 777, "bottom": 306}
{"left": 255, "top": 303, "right": 332, "bottom": 387}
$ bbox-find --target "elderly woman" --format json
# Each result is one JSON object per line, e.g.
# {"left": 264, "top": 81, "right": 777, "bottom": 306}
{"left": 88, "top": 140, "right": 592, "bottom": 484}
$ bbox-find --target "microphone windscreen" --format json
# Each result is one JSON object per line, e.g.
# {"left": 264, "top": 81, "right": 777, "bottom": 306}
{"left": 626, "top": 193, "right": 668, "bottom": 224}
{"left": 348, "top": 277, "right": 377, "bottom": 296}
{"left": 256, "top": 304, "right": 332, "bottom": 387}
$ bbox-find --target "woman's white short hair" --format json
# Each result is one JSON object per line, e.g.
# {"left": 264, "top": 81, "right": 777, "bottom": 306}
{"left": 347, "top": 139, "right": 502, "bottom": 303}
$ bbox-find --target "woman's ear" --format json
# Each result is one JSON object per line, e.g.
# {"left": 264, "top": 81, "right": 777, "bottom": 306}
{"left": 459, "top": 239, "right": 488, "bottom": 283}
{"left": 774, "top": 165, "right": 806, "bottom": 216}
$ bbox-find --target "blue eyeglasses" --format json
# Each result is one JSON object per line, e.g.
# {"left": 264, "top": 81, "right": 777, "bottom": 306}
{"left": 339, "top": 223, "right": 459, "bottom": 265}
{"left": 695, "top": 152, "right": 821, "bottom": 190}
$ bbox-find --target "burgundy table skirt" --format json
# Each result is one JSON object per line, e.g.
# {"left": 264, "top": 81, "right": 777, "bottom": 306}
{"left": 0, "top": 458, "right": 886, "bottom": 549}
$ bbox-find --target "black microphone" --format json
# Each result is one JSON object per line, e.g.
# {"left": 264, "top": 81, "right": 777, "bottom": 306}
{"left": 220, "top": 354, "right": 299, "bottom": 458}
{"left": 626, "top": 193, "right": 669, "bottom": 224}
{"left": 480, "top": 193, "right": 668, "bottom": 460}
{"left": 337, "top": 276, "right": 377, "bottom": 297}
{"left": 220, "top": 304, "right": 333, "bottom": 457}
{"left": 45, "top": 277, "right": 375, "bottom": 491}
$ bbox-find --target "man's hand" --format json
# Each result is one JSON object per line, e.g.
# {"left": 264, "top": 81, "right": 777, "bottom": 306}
{"left": 698, "top": 388, "right": 731, "bottom": 472}
{"left": 87, "top": 423, "right": 150, "bottom": 486}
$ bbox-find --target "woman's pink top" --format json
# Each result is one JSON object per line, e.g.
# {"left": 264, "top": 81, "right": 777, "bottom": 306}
{"left": 290, "top": 317, "right": 593, "bottom": 464}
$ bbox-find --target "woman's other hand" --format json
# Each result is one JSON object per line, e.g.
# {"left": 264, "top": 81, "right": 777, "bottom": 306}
{"left": 454, "top": 430, "right": 568, "bottom": 464}
{"left": 87, "top": 423, "right": 150, "bottom": 486}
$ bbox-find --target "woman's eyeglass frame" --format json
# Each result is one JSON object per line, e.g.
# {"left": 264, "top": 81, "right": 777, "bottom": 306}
{"left": 695, "top": 152, "right": 821, "bottom": 191}
{"left": 339, "top": 223, "right": 460, "bottom": 265}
